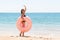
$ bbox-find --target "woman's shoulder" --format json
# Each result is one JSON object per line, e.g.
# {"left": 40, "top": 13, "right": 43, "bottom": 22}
{"left": 18, "top": 16, "right": 30, "bottom": 18}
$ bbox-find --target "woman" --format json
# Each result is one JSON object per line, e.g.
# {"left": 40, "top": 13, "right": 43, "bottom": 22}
{"left": 20, "top": 5, "right": 26, "bottom": 37}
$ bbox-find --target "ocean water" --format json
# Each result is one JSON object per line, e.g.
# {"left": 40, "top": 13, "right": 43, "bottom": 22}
{"left": 0, "top": 13, "right": 60, "bottom": 37}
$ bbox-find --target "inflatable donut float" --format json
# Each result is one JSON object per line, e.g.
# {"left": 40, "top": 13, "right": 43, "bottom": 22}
{"left": 16, "top": 16, "right": 32, "bottom": 32}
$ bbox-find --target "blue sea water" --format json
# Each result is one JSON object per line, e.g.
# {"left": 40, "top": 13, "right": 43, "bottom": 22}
{"left": 0, "top": 13, "right": 60, "bottom": 37}
{"left": 0, "top": 13, "right": 60, "bottom": 24}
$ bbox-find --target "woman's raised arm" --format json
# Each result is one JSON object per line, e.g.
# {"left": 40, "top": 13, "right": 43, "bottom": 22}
{"left": 24, "top": 5, "right": 26, "bottom": 12}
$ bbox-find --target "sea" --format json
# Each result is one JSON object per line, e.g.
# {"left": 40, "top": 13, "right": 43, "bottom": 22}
{"left": 0, "top": 12, "right": 60, "bottom": 38}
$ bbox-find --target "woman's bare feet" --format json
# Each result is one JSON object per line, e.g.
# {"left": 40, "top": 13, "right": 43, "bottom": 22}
{"left": 20, "top": 32, "right": 24, "bottom": 37}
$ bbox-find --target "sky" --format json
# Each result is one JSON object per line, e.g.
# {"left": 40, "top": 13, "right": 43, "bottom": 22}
{"left": 0, "top": 0, "right": 60, "bottom": 13}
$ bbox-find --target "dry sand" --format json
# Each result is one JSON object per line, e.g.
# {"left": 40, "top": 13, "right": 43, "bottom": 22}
{"left": 0, "top": 35, "right": 60, "bottom": 40}
{"left": 0, "top": 36, "right": 53, "bottom": 40}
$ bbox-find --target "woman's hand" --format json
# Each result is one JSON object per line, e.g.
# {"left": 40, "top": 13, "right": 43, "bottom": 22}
{"left": 24, "top": 5, "right": 26, "bottom": 12}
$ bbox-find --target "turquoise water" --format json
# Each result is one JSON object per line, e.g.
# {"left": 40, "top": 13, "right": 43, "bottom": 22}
{"left": 0, "top": 13, "right": 60, "bottom": 37}
{"left": 0, "top": 13, "right": 60, "bottom": 24}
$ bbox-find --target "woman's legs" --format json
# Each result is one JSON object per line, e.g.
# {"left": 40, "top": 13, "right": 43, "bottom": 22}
{"left": 20, "top": 32, "right": 21, "bottom": 36}
{"left": 20, "top": 32, "right": 24, "bottom": 37}
{"left": 20, "top": 20, "right": 25, "bottom": 37}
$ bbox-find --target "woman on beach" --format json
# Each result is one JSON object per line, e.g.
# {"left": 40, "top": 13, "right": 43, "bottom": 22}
{"left": 20, "top": 5, "right": 26, "bottom": 37}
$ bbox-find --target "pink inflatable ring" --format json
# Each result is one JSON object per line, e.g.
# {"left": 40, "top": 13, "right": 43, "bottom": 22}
{"left": 16, "top": 16, "right": 32, "bottom": 32}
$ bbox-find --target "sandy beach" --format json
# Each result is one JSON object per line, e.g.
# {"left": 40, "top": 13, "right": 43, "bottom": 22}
{"left": 0, "top": 35, "right": 60, "bottom": 40}
{"left": 0, "top": 36, "right": 52, "bottom": 40}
